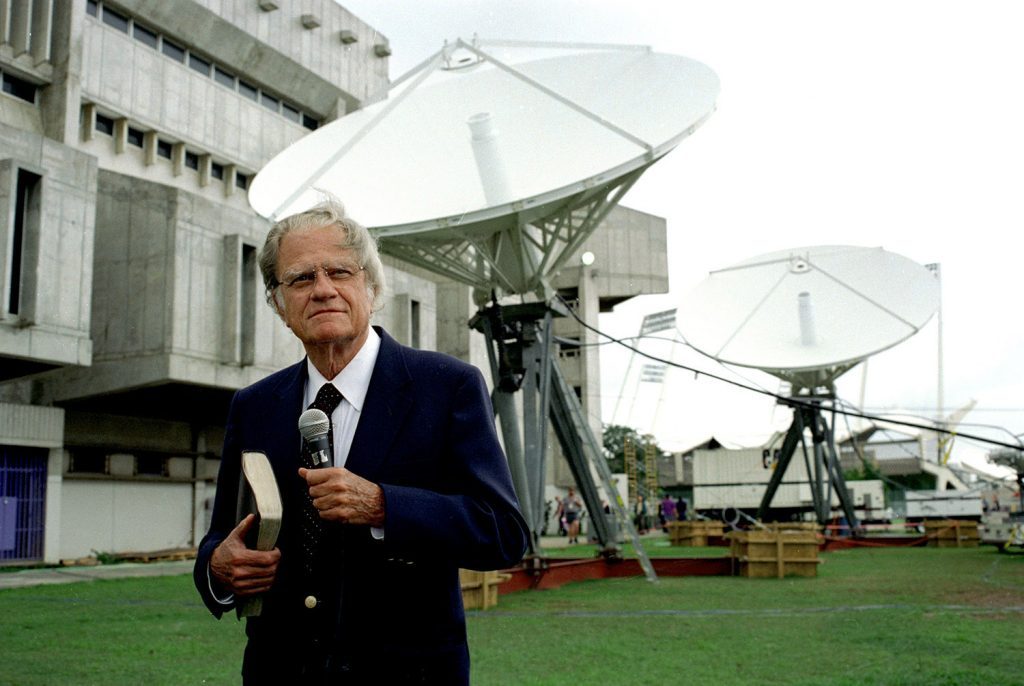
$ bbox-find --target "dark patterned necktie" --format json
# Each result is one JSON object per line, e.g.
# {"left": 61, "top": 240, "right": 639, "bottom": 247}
{"left": 300, "top": 383, "right": 344, "bottom": 577}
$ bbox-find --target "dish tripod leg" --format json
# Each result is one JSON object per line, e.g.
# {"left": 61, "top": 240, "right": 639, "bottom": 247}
{"left": 757, "top": 402, "right": 860, "bottom": 530}
{"left": 472, "top": 303, "right": 657, "bottom": 581}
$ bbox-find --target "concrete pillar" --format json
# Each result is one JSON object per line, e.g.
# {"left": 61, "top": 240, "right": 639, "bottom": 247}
{"left": 223, "top": 164, "right": 237, "bottom": 197}
{"left": 30, "top": 0, "right": 53, "bottom": 65}
{"left": 143, "top": 131, "right": 158, "bottom": 166}
{"left": 113, "top": 118, "right": 128, "bottom": 154}
{"left": 41, "top": 0, "right": 86, "bottom": 144}
{"left": 198, "top": 154, "right": 212, "bottom": 187}
{"left": 9, "top": 0, "right": 31, "bottom": 55}
{"left": 43, "top": 448, "right": 63, "bottom": 563}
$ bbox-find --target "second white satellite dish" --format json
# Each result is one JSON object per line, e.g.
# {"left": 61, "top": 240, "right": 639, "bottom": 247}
{"left": 677, "top": 245, "right": 940, "bottom": 387}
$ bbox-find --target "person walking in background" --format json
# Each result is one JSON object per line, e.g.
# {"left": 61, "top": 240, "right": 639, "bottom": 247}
{"left": 661, "top": 493, "right": 677, "bottom": 532}
{"left": 561, "top": 488, "right": 583, "bottom": 544}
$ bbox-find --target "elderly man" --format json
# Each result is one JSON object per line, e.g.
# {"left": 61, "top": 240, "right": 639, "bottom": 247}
{"left": 194, "top": 199, "right": 528, "bottom": 684}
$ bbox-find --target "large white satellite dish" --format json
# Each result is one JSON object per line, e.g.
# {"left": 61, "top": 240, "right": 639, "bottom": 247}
{"left": 677, "top": 245, "right": 940, "bottom": 391}
{"left": 249, "top": 38, "right": 719, "bottom": 298}
{"left": 249, "top": 38, "right": 721, "bottom": 579}
{"left": 677, "top": 245, "right": 940, "bottom": 527}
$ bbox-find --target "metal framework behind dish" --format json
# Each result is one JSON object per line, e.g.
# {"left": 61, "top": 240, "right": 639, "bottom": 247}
{"left": 470, "top": 302, "right": 657, "bottom": 582}
{"left": 381, "top": 173, "right": 642, "bottom": 301}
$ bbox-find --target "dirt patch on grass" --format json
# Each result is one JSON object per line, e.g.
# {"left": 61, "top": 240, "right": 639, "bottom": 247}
{"left": 943, "top": 587, "right": 1024, "bottom": 609}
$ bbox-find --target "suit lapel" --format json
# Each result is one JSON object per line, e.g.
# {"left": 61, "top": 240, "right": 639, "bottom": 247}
{"left": 263, "top": 360, "right": 307, "bottom": 471}
{"left": 344, "top": 329, "right": 413, "bottom": 482}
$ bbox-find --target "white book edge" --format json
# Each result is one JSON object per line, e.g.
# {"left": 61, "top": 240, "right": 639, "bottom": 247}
{"left": 237, "top": 451, "right": 282, "bottom": 618}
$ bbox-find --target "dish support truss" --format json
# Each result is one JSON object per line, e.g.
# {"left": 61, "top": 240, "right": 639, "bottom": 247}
{"left": 757, "top": 397, "right": 860, "bottom": 529}
{"left": 470, "top": 301, "right": 657, "bottom": 582}
{"left": 378, "top": 168, "right": 646, "bottom": 302}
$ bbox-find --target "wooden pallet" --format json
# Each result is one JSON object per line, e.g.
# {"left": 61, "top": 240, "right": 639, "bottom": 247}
{"left": 460, "top": 569, "right": 511, "bottom": 610}
{"left": 667, "top": 520, "right": 725, "bottom": 547}
{"left": 728, "top": 529, "right": 821, "bottom": 578}
{"left": 923, "top": 520, "right": 980, "bottom": 548}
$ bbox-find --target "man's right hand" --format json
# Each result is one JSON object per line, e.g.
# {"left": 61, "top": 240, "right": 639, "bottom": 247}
{"left": 210, "top": 514, "right": 281, "bottom": 597}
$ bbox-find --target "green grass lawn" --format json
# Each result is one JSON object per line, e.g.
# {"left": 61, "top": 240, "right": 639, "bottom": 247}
{"left": 1, "top": 546, "right": 1021, "bottom": 685}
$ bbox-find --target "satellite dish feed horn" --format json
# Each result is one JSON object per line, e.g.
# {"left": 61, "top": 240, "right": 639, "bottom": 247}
{"left": 467, "top": 112, "right": 512, "bottom": 205}
{"left": 798, "top": 292, "right": 816, "bottom": 346}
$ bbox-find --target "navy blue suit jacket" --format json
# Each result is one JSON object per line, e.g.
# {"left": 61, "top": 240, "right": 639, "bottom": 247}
{"left": 194, "top": 327, "right": 528, "bottom": 680}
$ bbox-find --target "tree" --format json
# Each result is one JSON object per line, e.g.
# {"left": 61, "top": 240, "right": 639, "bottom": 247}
{"left": 602, "top": 424, "right": 665, "bottom": 474}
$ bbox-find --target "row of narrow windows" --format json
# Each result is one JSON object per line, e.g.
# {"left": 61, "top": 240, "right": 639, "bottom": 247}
{"left": 69, "top": 449, "right": 174, "bottom": 478}
{"left": 86, "top": 0, "right": 320, "bottom": 131}
{"left": 91, "top": 109, "right": 251, "bottom": 191}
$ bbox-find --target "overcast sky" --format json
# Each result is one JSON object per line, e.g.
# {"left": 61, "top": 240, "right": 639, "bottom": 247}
{"left": 338, "top": 0, "right": 1024, "bottom": 473}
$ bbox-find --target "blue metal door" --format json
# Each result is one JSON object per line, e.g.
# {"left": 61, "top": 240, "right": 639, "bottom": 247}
{"left": 0, "top": 445, "right": 48, "bottom": 562}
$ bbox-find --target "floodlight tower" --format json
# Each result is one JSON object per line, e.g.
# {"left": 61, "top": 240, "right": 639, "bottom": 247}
{"left": 248, "top": 38, "right": 720, "bottom": 578}
{"left": 677, "top": 246, "right": 940, "bottom": 527}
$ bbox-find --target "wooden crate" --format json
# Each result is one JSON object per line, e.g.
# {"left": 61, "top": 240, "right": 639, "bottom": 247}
{"left": 667, "top": 520, "right": 725, "bottom": 547}
{"left": 459, "top": 569, "right": 511, "bottom": 610}
{"left": 923, "top": 520, "right": 980, "bottom": 548}
{"left": 728, "top": 529, "right": 821, "bottom": 578}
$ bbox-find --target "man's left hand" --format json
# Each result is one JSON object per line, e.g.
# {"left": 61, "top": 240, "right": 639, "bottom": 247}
{"left": 300, "top": 467, "right": 386, "bottom": 527}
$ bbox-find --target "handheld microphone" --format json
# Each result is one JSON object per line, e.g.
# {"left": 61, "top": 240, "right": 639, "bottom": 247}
{"left": 298, "top": 408, "right": 331, "bottom": 468}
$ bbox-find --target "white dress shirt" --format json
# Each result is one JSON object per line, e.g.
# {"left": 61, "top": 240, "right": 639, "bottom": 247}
{"left": 303, "top": 327, "right": 380, "bottom": 469}
{"left": 304, "top": 328, "right": 383, "bottom": 539}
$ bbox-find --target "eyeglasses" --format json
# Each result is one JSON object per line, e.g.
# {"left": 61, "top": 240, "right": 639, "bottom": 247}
{"left": 277, "top": 263, "right": 365, "bottom": 291}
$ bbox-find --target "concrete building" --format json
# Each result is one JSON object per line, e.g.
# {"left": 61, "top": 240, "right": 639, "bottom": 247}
{"left": 0, "top": 0, "right": 668, "bottom": 564}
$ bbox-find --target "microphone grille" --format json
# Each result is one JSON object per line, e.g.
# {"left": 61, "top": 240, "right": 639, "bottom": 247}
{"left": 298, "top": 408, "right": 330, "bottom": 440}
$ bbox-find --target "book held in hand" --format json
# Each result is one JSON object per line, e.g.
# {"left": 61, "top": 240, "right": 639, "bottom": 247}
{"left": 236, "top": 451, "right": 282, "bottom": 617}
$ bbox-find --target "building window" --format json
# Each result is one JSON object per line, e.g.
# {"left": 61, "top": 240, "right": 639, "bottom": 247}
{"left": 126, "top": 127, "right": 145, "bottom": 147}
{"left": 1, "top": 72, "right": 36, "bottom": 104}
{"left": 235, "top": 173, "right": 249, "bottom": 190}
{"left": 303, "top": 114, "right": 319, "bottom": 131}
{"left": 559, "top": 338, "right": 581, "bottom": 359}
{"left": 282, "top": 102, "right": 301, "bottom": 123}
{"left": 69, "top": 450, "right": 108, "bottom": 475}
{"left": 6, "top": 170, "right": 41, "bottom": 316}
{"left": 261, "top": 92, "right": 279, "bottom": 113}
{"left": 86, "top": 0, "right": 99, "bottom": 17}
{"left": 210, "top": 162, "right": 224, "bottom": 180}
{"left": 135, "top": 454, "right": 167, "bottom": 477}
{"left": 156, "top": 139, "right": 173, "bottom": 159}
{"left": 238, "top": 79, "right": 258, "bottom": 102}
{"left": 188, "top": 53, "right": 211, "bottom": 77}
{"left": 94, "top": 113, "right": 114, "bottom": 135}
{"left": 101, "top": 6, "right": 130, "bottom": 33}
{"left": 162, "top": 38, "right": 185, "bottom": 63}
{"left": 214, "top": 67, "right": 235, "bottom": 89}
{"left": 240, "top": 244, "right": 258, "bottom": 365}
{"left": 184, "top": 151, "right": 199, "bottom": 170}
{"left": 132, "top": 22, "right": 159, "bottom": 49}
{"left": 410, "top": 299, "right": 421, "bottom": 348}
